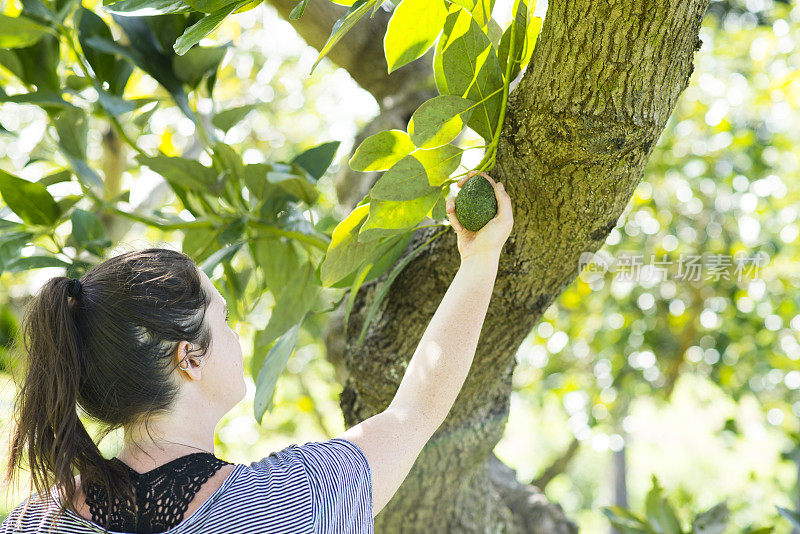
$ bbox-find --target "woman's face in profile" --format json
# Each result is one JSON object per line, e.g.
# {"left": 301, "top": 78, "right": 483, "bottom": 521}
{"left": 196, "top": 267, "right": 247, "bottom": 409}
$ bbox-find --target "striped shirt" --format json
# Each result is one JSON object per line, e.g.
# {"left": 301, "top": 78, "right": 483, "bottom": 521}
{"left": 1, "top": 438, "right": 373, "bottom": 534}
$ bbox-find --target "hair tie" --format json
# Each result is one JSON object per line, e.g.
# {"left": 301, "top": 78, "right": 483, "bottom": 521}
{"left": 67, "top": 278, "right": 83, "bottom": 299}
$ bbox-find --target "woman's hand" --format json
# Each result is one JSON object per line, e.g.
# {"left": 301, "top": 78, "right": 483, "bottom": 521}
{"left": 445, "top": 171, "right": 513, "bottom": 263}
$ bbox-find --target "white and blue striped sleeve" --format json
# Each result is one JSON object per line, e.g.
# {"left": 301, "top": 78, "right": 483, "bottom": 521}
{"left": 291, "top": 438, "right": 374, "bottom": 533}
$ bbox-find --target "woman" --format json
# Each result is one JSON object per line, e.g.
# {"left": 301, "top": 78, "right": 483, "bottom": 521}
{"left": 1, "top": 172, "right": 513, "bottom": 534}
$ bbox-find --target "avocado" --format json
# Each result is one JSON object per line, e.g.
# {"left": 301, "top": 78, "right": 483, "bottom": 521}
{"left": 454, "top": 175, "right": 497, "bottom": 232}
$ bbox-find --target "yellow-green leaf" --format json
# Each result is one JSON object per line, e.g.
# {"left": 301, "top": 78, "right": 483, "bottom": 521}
{"left": 384, "top": 0, "right": 447, "bottom": 73}
{"left": 0, "top": 14, "right": 53, "bottom": 49}
{"left": 350, "top": 129, "right": 415, "bottom": 171}
{"left": 311, "top": 0, "right": 377, "bottom": 74}
{"left": 370, "top": 155, "right": 434, "bottom": 201}
{"left": 407, "top": 95, "right": 474, "bottom": 148}
{"left": 321, "top": 204, "right": 383, "bottom": 286}
{"left": 411, "top": 144, "right": 463, "bottom": 186}
{"left": 359, "top": 188, "right": 440, "bottom": 240}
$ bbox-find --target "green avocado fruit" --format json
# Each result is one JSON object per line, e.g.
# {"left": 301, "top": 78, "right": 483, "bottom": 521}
{"left": 454, "top": 175, "right": 497, "bottom": 232}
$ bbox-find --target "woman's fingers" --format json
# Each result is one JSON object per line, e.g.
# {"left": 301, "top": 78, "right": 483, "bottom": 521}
{"left": 446, "top": 196, "right": 464, "bottom": 233}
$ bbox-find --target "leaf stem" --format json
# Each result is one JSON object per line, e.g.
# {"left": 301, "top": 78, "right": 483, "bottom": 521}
{"left": 475, "top": 15, "right": 517, "bottom": 174}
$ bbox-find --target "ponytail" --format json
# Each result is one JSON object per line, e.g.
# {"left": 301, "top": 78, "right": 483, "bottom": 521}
{"left": 4, "top": 248, "right": 212, "bottom": 532}
{"left": 5, "top": 276, "right": 134, "bottom": 533}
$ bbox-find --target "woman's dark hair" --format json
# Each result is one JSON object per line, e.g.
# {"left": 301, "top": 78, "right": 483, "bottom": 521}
{"left": 3, "top": 247, "right": 214, "bottom": 533}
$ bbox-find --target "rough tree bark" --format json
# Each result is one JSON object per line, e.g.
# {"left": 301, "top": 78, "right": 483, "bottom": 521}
{"left": 275, "top": 0, "right": 711, "bottom": 531}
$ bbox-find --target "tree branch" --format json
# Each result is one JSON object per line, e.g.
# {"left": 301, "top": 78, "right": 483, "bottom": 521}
{"left": 487, "top": 454, "right": 578, "bottom": 533}
{"left": 532, "top": 436, "right": 581, "bottom": 491}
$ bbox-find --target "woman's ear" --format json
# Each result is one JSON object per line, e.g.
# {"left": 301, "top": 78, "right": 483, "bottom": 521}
{"left": 175, "top": 341, "right": 201, "bottom": 379}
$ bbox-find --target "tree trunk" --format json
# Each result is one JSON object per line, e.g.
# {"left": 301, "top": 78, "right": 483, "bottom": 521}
{"left": 795, "top": 454, "right": 800, "bottom": 534}
{"left": 610, "top": 445, "right": 628, "bottom": 534}
{"left": 272, "top": 0, "right": 710, "bottom": 529}
{"left": 334, "top": 0, "right": 711, "bottom": 531}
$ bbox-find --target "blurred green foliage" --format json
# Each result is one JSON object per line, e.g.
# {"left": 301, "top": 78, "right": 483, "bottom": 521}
{"left": 499, "top": 0, "right": 800, "bottom": 531}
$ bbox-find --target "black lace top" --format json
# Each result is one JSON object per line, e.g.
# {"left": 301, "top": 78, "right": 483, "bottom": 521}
{"left": 84, "top": 452, "right": 233, "bottom": 534}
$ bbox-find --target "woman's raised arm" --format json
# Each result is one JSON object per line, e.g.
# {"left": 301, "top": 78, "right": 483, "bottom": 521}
{"left": 338, "top": 173, "right": 513, "bottom": 516}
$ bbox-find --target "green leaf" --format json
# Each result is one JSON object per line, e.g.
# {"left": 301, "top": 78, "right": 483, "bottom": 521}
{"left": 243, "top": 162, "right": 280, "bottom": 203}
{"left": 0, "top": 232, "right": 33, "bottom": 274}
{"left": 39, "top": 170, "right": 72, "bottom": 186}
{"left": 174, "top": 0, "right": 249, "bottom": 55}
{"left": 96, "top": 89, "right": 140, "bottom": 116}
{"left": 253, "top": 321, "right": 302, "bottom": 422}
{"left": 602, "top": 507, "right": 654, "bottom": 534}
{"left": 49, "top": 99, "right": 103, "bottom": 194}
{"left": 370, "top": 155, "right": 435, "bottom": 201}
{"left": 643, "top": 476, "right": 682, "bottom": 534}
{"left": 266, "top": 170, "right": 319, "bottom": 206}
{"left": 343, "top": 262, "right": 372, "bottom": 336}
{"left": 0, "top": 14, "right": 53, "bottom": 48}
{"left": 4, "top": 255, "right": 71, "bottom": 272}
{"left": 173, "top": 44, "right": 228, "bottom": 87}
{"left": 133, "top": 101, "right": 160, "bottom": 128}
{"left": 0, "top": 91, "right": 75, "bottom": 110}
{"left": 450, "top": 0, "right": 494, "bottom": 26}
{"left": 250, "top": 236, "right": 301, "bottom": 296}
{"left": 320, "top": 204, "right": 383, "bottom": 286}
{"left": 198, "top": 241, "right": 243, "bottom": 276}
{"left": 411, "top": 144, "right": 462, "bottom": 186}
{"left": 53, "top": 107, "right": 88, "bottom": 161}
{"left": 211, "top": 142, "right": 245, "bottom": 192}
{"left": 359, "top": 187, "right": 440, "bottom": 241}
{"left": 276, "top": 203, "right": 322, "bottom": 238}
{"left": 289, "top": 0, "right": 309, "bottom": 19}
{"left": 77, "top": 7, "right": 133, "bottom": 96}
{"left": 430, "top": 188, "right": 447, "bottom": 220}
{"left": 14, "top": 33, "right": 60, "bottom": 93}
{"left": 291, "top": 141, "right": 340, "bottom": 180}
{"left": 692, "top": 500, "right": 729, "bottom": 534}
{"left": 136, "top": 153, "right": 221, "bottom": 194}
{"left": 521, "top": 12, "right": 542, "bottom": 71}
{"left": 440, "top": 9, "right": 503, "bottom": 142}
{"left": 432, "top": 4, "right": 460, "bottom": 95}
{"left": 485, "top": 16, "right": 502, "bottom": 48}
{"left": 310, "top": 0, "right": 377, "bottom": 74}
{"left": 56, "top": 195, "right": 84, "bottom": 219}
{"left": 354, "top": 227, "right": 446, "bottom": 349}
{"left": 20, "top": 0, "right": 58, "bottom": 25}
{"left": 0, "top": 170, "right": 60, "bottom": 226}
{"left": 329, "top": 229, "right": 414, "bottom": 289}
{"left": 104, "top": 0, "right": 192, "bottom": 15}
{"left": 211, "top": 104, "right": 258, "bottom": 133}
{"left": 407, "top": 95, "right": 474, "bottom": 148}
{"left": 349, "top": 129, "right": 415, "bottom": 172}
{"left": 777, "top": 507, "right": 800, "bottom": 530}
{"left": 250, "top": 261, "right": 319, "bottom": 377}
{"left": 85, "top": 24, "right": 192, "bottom": 118}
{"left": 69, "top": 209, "right": 112, "bottom": 256}
{"left": 383, "top": 0, "right": 447, "bottom": 73}
{"left": 184, "top": 0, "right": 238, "bottom": 13}
{"left": 0, "top": 49, "right": 25, "bottom": 82}
{"left": 497, "top": 0, "right": 526, "bottom": 81}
